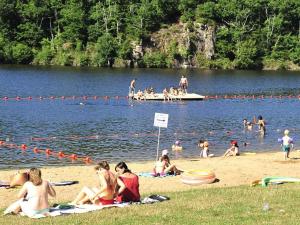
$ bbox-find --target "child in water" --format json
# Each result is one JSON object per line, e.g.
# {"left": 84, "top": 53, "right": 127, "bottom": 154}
{"left": 278, "top": 129, "right": 294, "bottom": 160}
{"left": 172, "top": 141, "right": 183, "bottom": 151}
{"left": 223, "top": 140, "right": 240, "bottom": 157}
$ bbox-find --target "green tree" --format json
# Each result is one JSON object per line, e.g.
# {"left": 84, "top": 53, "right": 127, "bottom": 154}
{"left": 59, "top": 0, "right": 85, "bottom": 42}
{"left": 234, "top": 40, "right": 258, "bottom": 69}
{"left": 93, "top": 33, "right": 118, "bottom": 67}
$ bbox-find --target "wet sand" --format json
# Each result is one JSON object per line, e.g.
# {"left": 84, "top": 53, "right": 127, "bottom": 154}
{"left": 1, "top": 151, "right": 300, "bottom": 209}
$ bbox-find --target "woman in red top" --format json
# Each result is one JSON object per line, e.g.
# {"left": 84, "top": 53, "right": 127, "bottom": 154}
{"left": 115, "top": 162, "right": 140, "bottom": 203}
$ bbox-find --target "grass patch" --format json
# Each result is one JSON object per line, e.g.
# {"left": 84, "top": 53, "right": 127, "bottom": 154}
{"left": 1, "top": 184, "right": 300, "bottom": 224}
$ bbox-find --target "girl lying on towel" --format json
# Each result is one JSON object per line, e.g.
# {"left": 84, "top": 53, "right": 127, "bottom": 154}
{"left": 4, "top": 168, "right": 56, "bottom": 217}
{"left": 70, "top": 161, "right": 117, "bottom": 206}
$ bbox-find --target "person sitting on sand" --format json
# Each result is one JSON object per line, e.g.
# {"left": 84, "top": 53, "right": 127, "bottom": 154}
{"left": 71, "top": 161, "right": 116, "bottom": 205}
{"left": 9, "top": 171, "right": 29, "bottom": 188}
{"left": 198, "top": 140, "right": 213, "bottom": 158}
{"left": 153, "top": 155, "right": 182, "bottom": 176}
{"left": 115, "top": 162, "right": 140, "bottom": 203}
{"left": 223, "top": 140, "right": 240, "bottom": 157}
{"left": 5, "top": 168, "right": 56, "bottom": 216}
{"left": 279, "top": 129, "right": 294, "bottom": 160}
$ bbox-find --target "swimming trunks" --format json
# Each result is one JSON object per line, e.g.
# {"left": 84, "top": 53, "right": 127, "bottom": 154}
{"left": 282, "top": 145, "right": 290, "bottom": 152}
{"left": 97, "top": 197, "right": 114, "bottom": 205}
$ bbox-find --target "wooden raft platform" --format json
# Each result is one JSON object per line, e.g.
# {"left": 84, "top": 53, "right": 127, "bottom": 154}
{"left": 130, "top": 93, "right": 205, "bottom": 101}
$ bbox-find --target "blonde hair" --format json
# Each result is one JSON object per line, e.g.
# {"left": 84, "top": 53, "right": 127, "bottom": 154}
{"left": 29, "top": 168, "right": 42, "bottom": 186}
{"left": 94, "top": 161, "right": 110, "bottom": 171}
{"left": 284, "top": 129, "right": 290, "bottom": 135}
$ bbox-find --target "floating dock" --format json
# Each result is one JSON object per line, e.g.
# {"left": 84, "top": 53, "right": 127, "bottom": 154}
{"left": 130, "top": 93, "right": 205, "bottom": 101}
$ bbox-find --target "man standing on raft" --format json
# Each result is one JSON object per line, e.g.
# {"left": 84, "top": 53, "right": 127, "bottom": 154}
{"left": 179, "top": 75, "right": 188, "bottom": 94}
{"left": 129, "top": 78, "right": 136, "bottom": 98}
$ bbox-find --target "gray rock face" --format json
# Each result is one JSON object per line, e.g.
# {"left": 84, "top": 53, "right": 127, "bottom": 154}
{"left": 131, "top": 22, "right": 216, "bottom": 68}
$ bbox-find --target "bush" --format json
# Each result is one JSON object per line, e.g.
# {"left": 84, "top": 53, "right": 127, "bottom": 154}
{"left": 11, "top": 43, "right": 33, "bottom": 64}
{"left": 234, "top": 40, "right": 258, "bottom": 69}
{"left": 34, "top": 46, "right": 54, "bottom": 65}
{"left": 142, "top": 51, "right": 168, "bottom": 68}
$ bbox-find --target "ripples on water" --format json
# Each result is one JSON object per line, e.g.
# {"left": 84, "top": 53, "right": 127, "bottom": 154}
{"left": 0, "top": 66, "right": 300, "bottom": 168}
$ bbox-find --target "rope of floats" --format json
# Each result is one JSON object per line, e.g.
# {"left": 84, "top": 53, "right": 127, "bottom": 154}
{"left": 1, "top": 94, "right": 300, "bottom": 102}
{"left": 0, "top": 140, "right": 93, "bottom": 164}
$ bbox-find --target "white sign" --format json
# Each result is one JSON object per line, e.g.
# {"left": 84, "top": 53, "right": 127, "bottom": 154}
{"left": 154, "top": 113, "right": 169, "bottom": 128}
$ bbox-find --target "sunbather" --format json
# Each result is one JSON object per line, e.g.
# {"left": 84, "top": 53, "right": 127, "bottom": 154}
{"left": 153, "top": 155, "right": 182, "bottom": 176}
{"left": 5, "top": 168, "right": 56, "bottom": 216}
{"left": 115, "top": 162, "right": 140, "bottom": 203}
{"left": 70, "top": 161, "right": 116, "bottom": 206}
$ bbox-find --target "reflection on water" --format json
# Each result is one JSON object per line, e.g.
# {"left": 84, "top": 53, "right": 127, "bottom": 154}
{"left": 0, "top": 65, "right": 300, "bottom": 168}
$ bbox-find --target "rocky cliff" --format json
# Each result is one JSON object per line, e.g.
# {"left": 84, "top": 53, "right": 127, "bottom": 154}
{"left": 131, "top": 22, "right": 216, "bottom": 68}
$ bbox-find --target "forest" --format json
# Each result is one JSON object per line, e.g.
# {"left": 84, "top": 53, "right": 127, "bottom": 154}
{"left": 0, "top": 0, "right": 299, "bottom": 69}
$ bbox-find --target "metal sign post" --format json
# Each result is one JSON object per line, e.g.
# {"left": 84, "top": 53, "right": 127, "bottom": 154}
{"left": 153, "top": 113, "right": 169, "bottom": 160}
{"left": 156, "top": 127, "right": 161, "bottom": 161}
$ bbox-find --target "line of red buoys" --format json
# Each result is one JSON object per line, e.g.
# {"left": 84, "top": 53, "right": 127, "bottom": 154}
{"left": 0, "top": 141, "right": 92, "bottom": 164}
{"left": 1, "top": 94, "right": 300, "bottom": 102}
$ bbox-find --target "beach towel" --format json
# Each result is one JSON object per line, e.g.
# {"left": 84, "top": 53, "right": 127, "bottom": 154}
{"left": 4, "top": 201, "right": 129, "bottom": 219}
{"left": 0, "top": 180, "right": 10, "bottom": 188}
{"left": 50, "top": 181, "right": 79, "bottom": 186}
{"left": 0, "top": 180, "right": 78, "bottom": 188}
{"left": 4, "top": 195, "right": 169, "bottom": 219}
{"left": 137, "top": 172, "right": 176, "bottom": 178}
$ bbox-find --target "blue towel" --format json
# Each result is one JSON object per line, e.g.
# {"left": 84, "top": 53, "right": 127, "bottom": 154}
{"left": 137, "top": 172, "right": 175, "bottom": 178}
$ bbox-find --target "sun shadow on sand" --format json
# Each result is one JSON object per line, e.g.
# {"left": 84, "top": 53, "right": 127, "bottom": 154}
{"left": 213, "top": 178, "right": 220, "bottom": 183}
{"left": 274, "top": 158, "right": 300, "bottom": 164}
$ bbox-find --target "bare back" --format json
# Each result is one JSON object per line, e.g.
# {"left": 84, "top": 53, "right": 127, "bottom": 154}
{"left": 19, "top": 180, "right": 55, "bottom": 210}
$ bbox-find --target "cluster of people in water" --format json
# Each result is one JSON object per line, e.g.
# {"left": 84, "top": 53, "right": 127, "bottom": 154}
{"left": 130, "top": 75, "right": 189, "bottom": 101}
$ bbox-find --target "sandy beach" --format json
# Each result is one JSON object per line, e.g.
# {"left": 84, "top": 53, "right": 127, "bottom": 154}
{"left": 1, "top": 151, "right": 300, "bottom": 209}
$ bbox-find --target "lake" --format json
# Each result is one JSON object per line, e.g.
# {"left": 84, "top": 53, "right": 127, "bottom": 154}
{"left": 0, "top": 65, "right": 300, "bottom": 168}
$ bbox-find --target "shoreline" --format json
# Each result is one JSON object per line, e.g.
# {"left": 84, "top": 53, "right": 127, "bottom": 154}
{"left": 1, "top": 150, "right": 300, "bottom": 209}
{"left": 0, "top": 148, "right": 287, "bottom": 170}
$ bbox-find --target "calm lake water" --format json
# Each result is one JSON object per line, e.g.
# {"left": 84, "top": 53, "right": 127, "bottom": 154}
{"left": 1, "top": 65, "right": 300, "bottom": 168}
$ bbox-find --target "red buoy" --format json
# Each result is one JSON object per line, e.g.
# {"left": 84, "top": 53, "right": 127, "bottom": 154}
{"left": 45, "top": 148, "right": 52, "bottom": 155}
{"left": 58, "top": 151, "right": 65, "bottom": 158}
{"left": 33, "top": 147, "right": 40, "bottom": 153}
{"left": 70, "top": 154, "right": 77, "bottom": 160}
{"left": 0, "top": 141, "right": 5, "bottom": 145}
{"left": 21, "top": 144, "right": 27, "bottom": 150}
